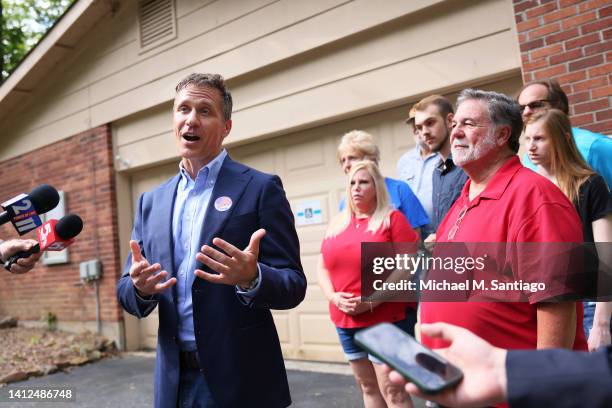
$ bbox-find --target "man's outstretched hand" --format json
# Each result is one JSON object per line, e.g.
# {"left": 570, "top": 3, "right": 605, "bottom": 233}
{"left": 129, "top": 240, "right": 176, "bottom": 297}
{"left": 195, "top": 229, "right": 266, "bottom": 288}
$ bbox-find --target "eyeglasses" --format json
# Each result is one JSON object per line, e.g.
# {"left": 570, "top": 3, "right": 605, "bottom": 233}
{"left": 447, "top": 205, "right": 468, "bottom": 241}
{"left": 519, "top": 100, "right": 551, "bottom": 112}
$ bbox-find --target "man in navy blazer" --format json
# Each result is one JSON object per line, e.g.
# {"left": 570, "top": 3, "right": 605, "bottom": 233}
{"left": 117, "top": 73, "right": 306, "bottom": 408}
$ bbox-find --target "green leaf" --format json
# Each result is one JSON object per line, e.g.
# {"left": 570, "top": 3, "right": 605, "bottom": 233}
{"left": 1, "top": 0, "right": 76, "bottom": 82}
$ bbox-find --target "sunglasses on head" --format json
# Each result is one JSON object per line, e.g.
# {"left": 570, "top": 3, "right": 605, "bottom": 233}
{"left": 519, "top": 100, "right": 551, "bottom": 112}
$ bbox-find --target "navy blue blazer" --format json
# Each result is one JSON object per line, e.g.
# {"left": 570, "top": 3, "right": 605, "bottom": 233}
{"left": 117, "top": 156, "right": 306, "bottom": 408}
{"left": 507, "top": 345, "right": 612, "bottom": 407}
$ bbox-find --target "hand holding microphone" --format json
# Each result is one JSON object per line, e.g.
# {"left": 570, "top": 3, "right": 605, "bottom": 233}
{"left": 0, "top": 239, "right": 42, "bottom": 274}
{"left": 3, "top": 213, "right": 84, "bottom": 272}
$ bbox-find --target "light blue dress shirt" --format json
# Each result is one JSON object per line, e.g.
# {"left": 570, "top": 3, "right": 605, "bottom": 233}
{"left": 172, "top": 150, "right": 227, "bottom": 351}
{"left": 396, "top": 145, "right": 439, "bottom": 236}
{"left": 133, "top": 149, "right": 262, "bottom": 354}
{"left": 170, "top": 149, "right": 262, "bottom": 351}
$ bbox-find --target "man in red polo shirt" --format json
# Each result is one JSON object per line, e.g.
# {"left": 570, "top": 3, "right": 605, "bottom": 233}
{"left": 420, "top": 89, "right": 587, "bottom": 352}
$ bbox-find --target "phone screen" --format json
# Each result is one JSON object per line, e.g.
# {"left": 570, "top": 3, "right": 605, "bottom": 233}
{"left": 354, "top": 323, "right": 463, "bottom": 393}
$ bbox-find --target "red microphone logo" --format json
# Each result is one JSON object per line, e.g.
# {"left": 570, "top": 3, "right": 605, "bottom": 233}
{"left": 37, "top": 219, "right": 74, "bottom": 251}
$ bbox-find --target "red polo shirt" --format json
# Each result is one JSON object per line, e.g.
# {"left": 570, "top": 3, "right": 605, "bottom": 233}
{"left": 420, "top": 156, "right": 587, "bottom": 351}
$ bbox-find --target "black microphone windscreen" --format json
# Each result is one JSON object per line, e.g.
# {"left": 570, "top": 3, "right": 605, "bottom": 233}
{"left": 29, "top": 184, "right": 60, "bottom": 213}
{"left": 55, "top": 213, "right": 83, "bottom": 240}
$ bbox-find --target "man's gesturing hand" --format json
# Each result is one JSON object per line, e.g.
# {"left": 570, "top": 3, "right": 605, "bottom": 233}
{"left": 129, "top": 240, "right": 176, "bottom": 297}
{"left": 195, "top": 228, "right": 266, "bottom": 287}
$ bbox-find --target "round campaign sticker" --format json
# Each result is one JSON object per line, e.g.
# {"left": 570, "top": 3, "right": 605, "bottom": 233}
{"left": 214, "top": 196, "right": 233, "bottom": 212}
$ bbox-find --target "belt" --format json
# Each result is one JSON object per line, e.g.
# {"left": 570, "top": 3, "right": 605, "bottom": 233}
{"left": 180, "top": 350, "right": 200, "bottom": 370}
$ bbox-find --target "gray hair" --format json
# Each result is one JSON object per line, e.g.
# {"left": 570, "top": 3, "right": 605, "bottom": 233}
{"left": 175, "top": 73, "right": 233, "bottom": 120}
{"left": 457, "top": 89, "right": 523, "bottom": 153}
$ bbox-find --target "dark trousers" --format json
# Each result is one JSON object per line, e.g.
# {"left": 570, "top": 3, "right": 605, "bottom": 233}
{"left": 178, "top": 352, "right": 218, "bottom": 408}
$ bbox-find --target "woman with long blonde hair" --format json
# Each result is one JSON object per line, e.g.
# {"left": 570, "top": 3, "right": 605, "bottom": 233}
{"left": 336, "top": 130, "right": 430, "bottom": 237}
{"left": 525, "top": 109, "right": 612, "bottom": 351}
{"left": 318, "top": 160, "right": 418, "bottom": 408}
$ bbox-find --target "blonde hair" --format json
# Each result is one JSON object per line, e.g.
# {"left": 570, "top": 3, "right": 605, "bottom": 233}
{"left": 526, "top": 109, "right": 594, "bottom": 203}
{"left": 326, "top": 160, "right": 392, "bottom": 237}
{"left": 337, "top": 130, "right": 380, "bottom": 165}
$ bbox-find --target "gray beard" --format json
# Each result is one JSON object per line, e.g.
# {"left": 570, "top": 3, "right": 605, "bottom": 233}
{"left": 453, "top": 128, "right": 498, "bottom": 166}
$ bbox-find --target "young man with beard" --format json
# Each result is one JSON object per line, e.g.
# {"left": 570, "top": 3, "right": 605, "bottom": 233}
{"left": 412, "top": 95, "right": 468, "bottom": 244}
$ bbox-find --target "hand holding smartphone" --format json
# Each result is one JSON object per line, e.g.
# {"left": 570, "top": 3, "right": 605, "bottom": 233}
{"left": 354, "top": 322, "right": 463, "bottom": 394}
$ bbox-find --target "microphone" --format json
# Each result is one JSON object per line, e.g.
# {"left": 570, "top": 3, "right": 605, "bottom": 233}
{"left": 4, "top": 214, "right": 84, "bottom": 271}
{"left": 0, "top": 184, "right": 60, "bottom": 235}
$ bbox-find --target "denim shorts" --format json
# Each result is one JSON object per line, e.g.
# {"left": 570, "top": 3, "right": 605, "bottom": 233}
{"left": 583, "top": 301, "right": 612, "bottom": 338}
{"left": 335, "top": 308, "right": 417, "bottom": 363}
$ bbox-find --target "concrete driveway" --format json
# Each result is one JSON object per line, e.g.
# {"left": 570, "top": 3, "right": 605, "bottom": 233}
{"left": 0, "top": 353, "right": 428, "bottom": 407}
{"left": 0, "top": 353, "right": 363, "bottom": 407}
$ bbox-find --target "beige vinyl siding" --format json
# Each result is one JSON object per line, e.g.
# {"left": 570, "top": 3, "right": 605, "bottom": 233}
{"left": 0, "top": 0, "right": 517, "bottom": 163}
{"left": 114, "top": 0, "right": 519, "bottom": 171}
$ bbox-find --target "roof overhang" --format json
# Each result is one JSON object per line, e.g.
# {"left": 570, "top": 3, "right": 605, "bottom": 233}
{"left": 0, "top": 0, "right": 113, "bottom": 123}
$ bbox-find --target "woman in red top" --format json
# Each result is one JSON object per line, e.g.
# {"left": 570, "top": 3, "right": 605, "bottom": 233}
{"left": 318, "top": 160, "right": 418, "bottom": 408}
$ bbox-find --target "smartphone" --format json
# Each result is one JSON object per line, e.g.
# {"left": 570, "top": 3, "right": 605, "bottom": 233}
{"left": 354, "top": 322, "right": 463, "bottom": 394}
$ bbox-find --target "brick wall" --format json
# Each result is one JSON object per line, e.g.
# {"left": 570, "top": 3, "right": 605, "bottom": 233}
{"left": 0, "top": 125, "right": 123, "bottom": 325}
{"left": 514, "top": 0, "right": 611, "bottom": 134}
